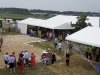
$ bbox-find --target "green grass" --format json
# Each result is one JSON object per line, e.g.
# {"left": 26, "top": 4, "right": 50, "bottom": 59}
{"left": 30, "top": 41, "right": 65, "bottom": 58}
{"left": 0, "top": 13, "right": 51, "bottom": 20}
{"left": 0, "top": 62, "right": 59, "bottom": 75}
{"left": 1, "top": 27, "right": 21, "bottom": 35}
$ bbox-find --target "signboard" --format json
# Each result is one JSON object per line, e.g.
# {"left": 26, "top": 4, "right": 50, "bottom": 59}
{"left": 0, "top": 20, "right": 2, "bottom": 28}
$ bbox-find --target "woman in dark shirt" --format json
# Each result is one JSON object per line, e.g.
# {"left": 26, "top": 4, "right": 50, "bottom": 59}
{"left": 66, "top": 51, "right": 70, "bottom": 66}
{"left": 51, "top": 51, "right": 56, "bottom": 66}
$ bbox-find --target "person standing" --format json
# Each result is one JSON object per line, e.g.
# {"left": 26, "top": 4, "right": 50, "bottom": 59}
{"left": 24, "top": 51, "right": 29, "bottom": 69}
{"left": 41, "top": 51, "right": 47, "bottom": 68}
{"left": 38, "top": 30, "right": 41, "bottom": 38}
{"left": 86, "top": 45, "right": 89, "bottom": 59}
{"left": 65, "top": 50, "right": 70, "bottom": 66}
{"left": 65, "top": 32, "right": 70, "bottom": 46}
{"left": 68, "top": 41, "right": 73, "bottom": 55}
{"left": 31, "top": 52, "right": 36, "bottom": 67}
{"left": 12, "top": 52, "right": 16, "bottom": 69}
{"left": 96, "top": 48, "right": 100, "bottom": 62}
{"left": 8, "top": 54, "right": 15, "bottom": 73}
{"left": 18, "top": 54, "right": 25, "bottom": 74}
{"left": 57, "top": 41, "right": 62, "bottom": 53}
{"left": 51, "top": 51, "right": 56, "bottom": 67}
{"left": 54, "top": 37, "right": 58, "bottom": 49}
{"left": 3, "top": 53, "right": 9, "bottom": 70}
{"left": 1, "top": 37, "right": 3, "bottom": 45}
{"left": 0, "top": 38, "right": 2, "bottom": 52}
{"left": 88, "top": 46, "right": 92, "bottom": 60}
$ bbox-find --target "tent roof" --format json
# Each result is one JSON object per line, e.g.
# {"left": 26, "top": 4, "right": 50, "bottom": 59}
{"left": 18, "top": 15, "right": 99, "bottom": 30}
{"left": 18, "top": 18, "right": 35, "bottom": 24}
{"left": 18, "top": 18, "right": 45, "bottom": 26}
{"left": 28, "top": 19, "right": 45, "bottom": 26}
{"left": 40, "top": 15, "right": 75, "bottom": 29}
{"left": 66, "top": 26, "right": 100, "bottom": 47}
{"left": 40, "top": 15, "right": 99, "bottom": 29}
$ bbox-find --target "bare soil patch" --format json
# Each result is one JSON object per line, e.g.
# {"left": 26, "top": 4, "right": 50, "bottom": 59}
{"left": 0, "top": 35, "right": 54, "bottom": 68}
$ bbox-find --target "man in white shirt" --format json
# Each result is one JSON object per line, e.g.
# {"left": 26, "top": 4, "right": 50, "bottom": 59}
{"left": 3, "top": 53, "right": 9, "bottom": 70}
{"left": 58, "top": 41, "right": 62, "bottom": 53}
{"left": 65, "top": 33, "right": 70, "bottom": 46}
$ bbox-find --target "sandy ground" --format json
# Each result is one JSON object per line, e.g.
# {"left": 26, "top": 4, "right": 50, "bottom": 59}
{"left": 0, "top": 35, "right": 55, "bottom": 68}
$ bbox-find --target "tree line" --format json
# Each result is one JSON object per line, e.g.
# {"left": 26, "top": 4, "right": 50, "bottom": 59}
{"left": 0, "top": 7, "right": 99, "bottom": 16}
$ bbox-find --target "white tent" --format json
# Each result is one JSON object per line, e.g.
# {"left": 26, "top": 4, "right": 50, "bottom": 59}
{"left": 40, "top": 15, "right": 99, "bottom": 29}
{"left": 40, "top": 15, "right": 75, "bottom": 29}
{"left": 66, "top": 26, "right": 100, "bottom": 47}
{"left": 18, "top": 15, "right": 100, "bottom": 34}
{"left": 18, "top": 18, "right": 45, "bottom": 34}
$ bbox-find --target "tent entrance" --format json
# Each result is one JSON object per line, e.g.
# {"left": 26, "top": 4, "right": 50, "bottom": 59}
{"left": 27, "top": 25, "right": 38, "bottom": 35}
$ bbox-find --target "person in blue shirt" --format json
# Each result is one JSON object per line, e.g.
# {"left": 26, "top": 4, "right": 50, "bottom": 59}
{"left": 24, "top": 51, "right": 29, "bottom": 69}
{"left": 8, "top": 54, "right": 15, "bottom": 73}
{"left": 3, "top": 52, "right": 9, "bottom": 70}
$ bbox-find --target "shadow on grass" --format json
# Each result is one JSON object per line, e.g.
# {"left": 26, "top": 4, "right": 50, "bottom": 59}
{"left": 0, "top": 62, "right": 59, "bottom": 75}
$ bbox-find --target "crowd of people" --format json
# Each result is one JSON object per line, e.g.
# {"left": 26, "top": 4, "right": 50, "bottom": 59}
{"left": 41, "top": 48, "right": 56, "bottom": 68}
{"left": 3, "top": 51, "right": 36, "bottom": 74}
{"left": 85, "top": 46, "right": 100, "bottom": 62}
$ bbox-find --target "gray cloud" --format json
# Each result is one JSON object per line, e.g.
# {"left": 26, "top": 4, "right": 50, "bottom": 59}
{"left": 0, "top": 0, "right": 99, "bottom": 12}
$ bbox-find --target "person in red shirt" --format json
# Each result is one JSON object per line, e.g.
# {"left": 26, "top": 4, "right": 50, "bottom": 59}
{"left": 18, "top": 54, "right": 24, "bottom": 74}
{"left": 31, "top": 52, "right": 36, "bottom": 67}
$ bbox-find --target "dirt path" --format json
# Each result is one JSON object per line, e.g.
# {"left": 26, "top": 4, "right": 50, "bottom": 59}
{"left": 0, "top": 35, "right": 46, "bottom": 68}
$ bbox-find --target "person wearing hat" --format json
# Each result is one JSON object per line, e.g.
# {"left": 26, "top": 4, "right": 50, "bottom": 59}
{"left": 3, "top": 52, "right": 9, "bottom": 70}
{"left": 31, "top": 52, "right": 36, "bottom": 67}
{"left": 41, "top": 50, "right": 47, "bottom": 68}
{"left": 8, "top": 54, "right": 15, "bottom": 73}
{"left": 47, "top": 48, "right": 52, "bottom": 65}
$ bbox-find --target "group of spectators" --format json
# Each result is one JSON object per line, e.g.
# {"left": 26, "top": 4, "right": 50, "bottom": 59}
{"left": 41, "top": 48, "right": 56, "bottom": 68}
{"left": 3, "top": 51, "right": 36, "bottom": 74}
{"left": 86, "top": 46, "right": 100, "bottom": 62}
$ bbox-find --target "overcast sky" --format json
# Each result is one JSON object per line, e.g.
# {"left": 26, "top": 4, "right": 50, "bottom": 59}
{"left": 0, "top": 0, "right": 100, "bottom": 12}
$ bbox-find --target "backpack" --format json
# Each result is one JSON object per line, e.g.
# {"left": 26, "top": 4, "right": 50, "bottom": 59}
{"left": 69, "top": 44, "right": 73, "bottom": 48}
{"left": 17, "top": 59, "right": 21, "bottom": 66}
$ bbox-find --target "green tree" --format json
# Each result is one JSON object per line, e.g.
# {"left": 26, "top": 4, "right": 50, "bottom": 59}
{"left": 71, "top": 13, "right": 92, "bottom": 32}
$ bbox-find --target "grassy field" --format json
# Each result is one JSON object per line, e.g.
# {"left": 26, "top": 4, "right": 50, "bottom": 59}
{"left": 0, "top": 35, "right": 100, "bottom": 75}
{"left": 0, "top": 14, "right": 99, "bottom": 75}
{"left": 0, "top": 62, "right": 59, "bottom": 75}
{"left": 0, "top": 13, "right": 51, "bottom": 20}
